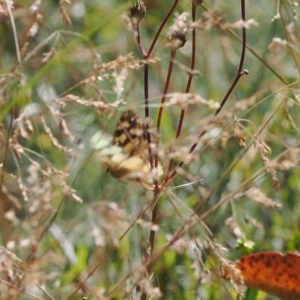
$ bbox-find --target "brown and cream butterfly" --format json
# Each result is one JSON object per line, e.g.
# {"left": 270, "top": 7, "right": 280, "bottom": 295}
{"left": 91, "top": 110, "right": 163, "bottom": 187}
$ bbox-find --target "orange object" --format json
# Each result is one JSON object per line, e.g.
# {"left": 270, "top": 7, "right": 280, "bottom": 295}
{"left": 223, "top": 252, "right": 300, "bottom": 300}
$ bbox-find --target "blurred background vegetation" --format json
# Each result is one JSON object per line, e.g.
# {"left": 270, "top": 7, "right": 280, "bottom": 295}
{"left": 0, "top": 0, "right": 300, "bottom": 299}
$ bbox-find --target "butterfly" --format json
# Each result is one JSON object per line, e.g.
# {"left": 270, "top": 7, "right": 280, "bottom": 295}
{"left": 91, "top": 110, "right": 163, "bottom": 188}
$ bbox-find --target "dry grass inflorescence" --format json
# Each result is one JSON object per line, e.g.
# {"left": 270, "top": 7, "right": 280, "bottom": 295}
{"left": 0, "top": 0, "right": 300, "bottom": 299}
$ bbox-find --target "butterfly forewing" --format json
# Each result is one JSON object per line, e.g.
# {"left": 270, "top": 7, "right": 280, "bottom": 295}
{"left": 113, "top": 110, "right": 147, "bottom": 155}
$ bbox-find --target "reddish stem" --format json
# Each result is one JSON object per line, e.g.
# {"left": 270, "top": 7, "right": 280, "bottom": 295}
{"left": 147, "top": 1, "right": 179, "bottom": 58}
{"left": 167, "top": 0, "right": 248, "bottom": 182}
{"left": 165, "top": 1, "right": 198, "bottom": 180}
{"left": 156, "top": 49, "right": 176, "bottom": 170}
{"left": 133, "top": 3, "right": 180, "bottom": 299}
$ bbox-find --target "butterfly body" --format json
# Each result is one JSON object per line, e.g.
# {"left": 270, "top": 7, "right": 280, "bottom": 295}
{"left": 91, "top": 110, "right": 163, "bottom": 184}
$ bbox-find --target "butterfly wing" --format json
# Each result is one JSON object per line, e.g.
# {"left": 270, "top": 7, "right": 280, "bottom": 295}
{"left": 91, "top": 110, "right": 163, "bottom": 183}
{"left": 111, "top": 110, "right": 153, "bottom": 180}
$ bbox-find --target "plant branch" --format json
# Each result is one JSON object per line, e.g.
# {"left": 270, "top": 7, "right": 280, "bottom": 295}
{"left": 165, "top": 1, "right": 198, "bottom": 180}
{"left": 147, "top": 0, "right": 179, "bottom": 58}
{"left": 167, "top": 0, "right": 248, "bottom": 182}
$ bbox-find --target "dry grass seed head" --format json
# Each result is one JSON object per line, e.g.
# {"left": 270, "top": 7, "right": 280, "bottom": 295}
{"left": 13, "top": 103, "right": 40, "bottom": 140}
{"left": 90, "top": 226, "right": 105, "bottom": 247}
{"left": 220, "top": 257, "right": 245, "bottom": 298}
{"left": 205, "top": 238, "right": 228, "bottom": 254}
{"left": 40, "top": 115, "right": 72, "bottom": 154}
{"left": 27, "top": 14, "right": 43, "bottom": 38}
{"left": 166, "top": 143, "right": 194, "bottom": 165}
{"left": 190, "top": 11, "right": 227, "bottom": 30}
{"left": 0, "top": 0, "right": 13, "bottom": 16}
{"left": 90, "top": 202, "right": 129, "bottom": 247}
{"left": 220, "top": 257, "right": 243, "bottom": 283}
{"left": 136, "top": 219, "right": 159, "bottom": 232}
{"left": 232, "top": 124, "right": 247, "bottom": 147}
{"left": 221, "top": 131, "right": 230, "bottom": 148}
{"left": 92, "top": 53, "right": 159, "bottom": 75}
{"left": 189, "top": 93, "right": 261, "bottom": 139}
{"left": 113, "top": 68, "right": 128, "bottom": 99}
{"left": 59, "top": 0, "right": 72, "bottom": 25}
{"left": 29, "top": 0, "right": 42, "bottom": 14}
{"left": 230, "top": 19, "right": 259, "bottom": 29}
{"left": 0, "top": 246, "right": 23, "bottom": 282}
{"left": 268, "top": 37, "right": 288, "bottom": 52}
{"left": 246, "top": 187, "right": 282, "bottom": 209}
{"left": 254, "top": 137, "right": 271, "bottom": 156}
{"left": 164, "top": 93, "right": 219, "bottom": 109}
{"left": 9, "top": 130, "right": 23, "bottom": 160}
{"left": 130, "top": 266, "right": 162, "bottom": 300}
{"left": 168, "top": 12, "right": 189, "bottom": 35}
{"left": 225, "top": 217, "right": 245, "bottom": 239}
{"left": 62, "top": 94, "right": 111, "bottom": 116}
{"left": 284, "top": 105, "right": 297, "bottom": 130}
{"left": 243, "top": 214, "right": 264, "bottom": 233}
{"left": 189, "top": 239, "right": 207, "bottom": 280}
{"left": 45, "top": 100, "right": 75, "bottom": 143}
{"left": 253, "top": 137, "right": 281, "bottom": 188}
{"left": 17, "top": 176, "right": 30, "bottom": 202}
{"left": 2, "top": 177, "right": 22, "bottom": 213}
{"left": 25, "top": 164, "right": 53, "bottom": 225}
{"left": 277, "top": 148, "right": 299, "bottom": 170}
